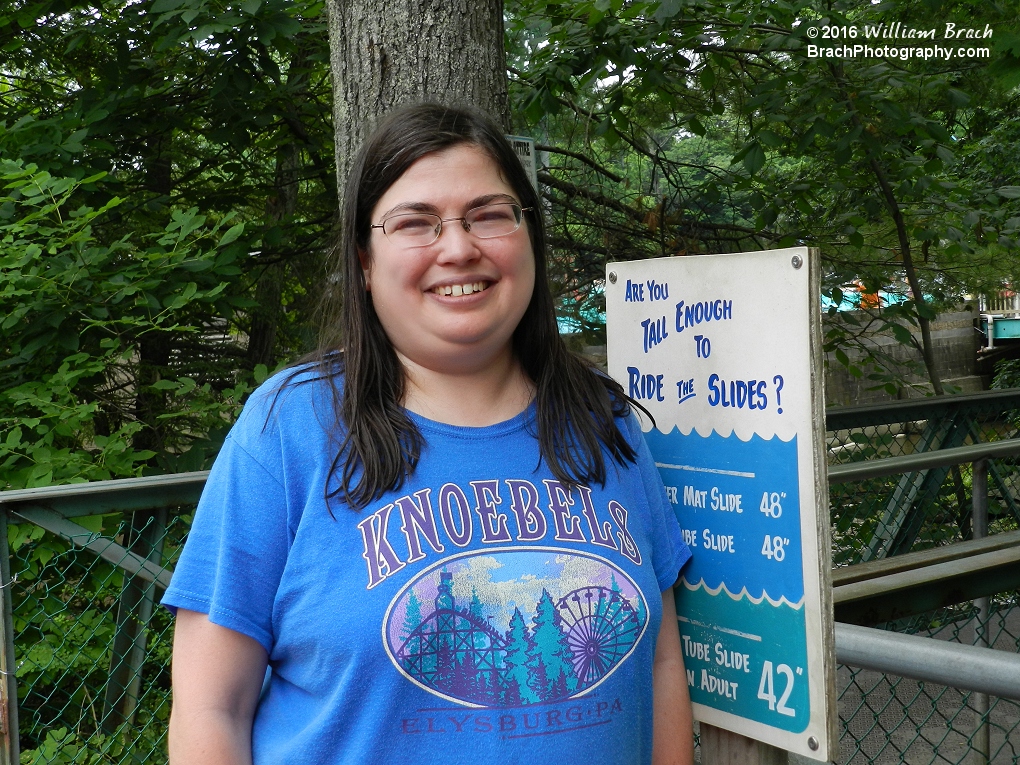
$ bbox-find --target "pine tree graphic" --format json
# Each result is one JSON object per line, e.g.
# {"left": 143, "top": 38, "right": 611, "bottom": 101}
{"left": 400, "top": 591, "right": 424, "bottom": 674}
{"left": 502, "top": 608, "right": 539, "bottom": 705}
{"left": 527, "top": 588, "right": 578, "bottom": 700}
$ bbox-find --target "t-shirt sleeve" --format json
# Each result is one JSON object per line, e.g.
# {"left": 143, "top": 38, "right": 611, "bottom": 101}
{"left": 623, "top": 412, "right": 691, "bottom": 591}
{"left": 161, "top": 393, "right": 293, "bottom": 654}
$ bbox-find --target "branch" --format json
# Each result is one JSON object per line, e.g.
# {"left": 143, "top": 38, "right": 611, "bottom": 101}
{"left": 536, "top": 144, "right": 624, "bottom": 183}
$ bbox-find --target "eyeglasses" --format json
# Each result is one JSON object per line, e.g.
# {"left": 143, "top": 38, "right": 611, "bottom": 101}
{"left": 371, "top": 202, "right": 531, "bottom": 248}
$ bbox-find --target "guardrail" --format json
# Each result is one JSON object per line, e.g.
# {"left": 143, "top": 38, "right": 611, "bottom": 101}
{"left": 1, "top": 438, "right": 1018, "bottom": 764}
{"left": 835, "top": 624, "right": 1020, "bottom": 701}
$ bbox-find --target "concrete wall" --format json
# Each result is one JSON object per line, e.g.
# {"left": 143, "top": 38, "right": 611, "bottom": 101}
{"left": 823, "top": 309, "right": 986, "bottom": 407}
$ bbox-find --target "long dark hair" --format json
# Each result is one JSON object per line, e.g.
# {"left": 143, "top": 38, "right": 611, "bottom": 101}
{"left": 306, "top": 103, "right": 639, "bottom": 510}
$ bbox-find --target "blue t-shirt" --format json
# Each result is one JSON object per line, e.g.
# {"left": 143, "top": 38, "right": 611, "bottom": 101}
{"left": 162, "top": 370, "right": 690, "bottom": 764}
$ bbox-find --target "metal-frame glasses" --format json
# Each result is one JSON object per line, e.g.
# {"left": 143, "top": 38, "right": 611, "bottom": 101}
{"left": 371, "top": 202, "right": 531, "bottom": 248}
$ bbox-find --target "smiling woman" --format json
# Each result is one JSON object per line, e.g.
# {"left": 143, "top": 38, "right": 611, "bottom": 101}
{"left": 161, "top": 103, "right": 694, "bottom": 765}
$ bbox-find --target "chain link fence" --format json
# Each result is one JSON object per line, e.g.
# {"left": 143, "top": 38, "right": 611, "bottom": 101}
{"left": 837, "top": 596, "right": 1020, "bottom": 765}
{"left": 9, "top": 511, "right": 186, "bottom": 764}
{"left": 4, "top": 391, "right": 1020, "bottom": 763}
{"left": 827, "top": 391, "right": 1020, "bottom": 765}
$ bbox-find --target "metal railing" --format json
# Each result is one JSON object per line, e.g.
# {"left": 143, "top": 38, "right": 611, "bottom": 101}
{"left": 835, "top": 624, "right": 1020, "bottom": 702}
{"left": 2, "top": 392, "right": 1020, "bottom": 764}
{"left": 825, "top": 392, "right": 1020, "bottom": 765}
{"left": 979, "top": 292, "right": 1020, "bottom": 315}
{"left": 0, "top": 479, "right": 199, "bottom": 765}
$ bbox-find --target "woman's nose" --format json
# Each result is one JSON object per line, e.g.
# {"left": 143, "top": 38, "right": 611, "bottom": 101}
{"left": 435, "top": 219, "right": 482, "bottom": 264}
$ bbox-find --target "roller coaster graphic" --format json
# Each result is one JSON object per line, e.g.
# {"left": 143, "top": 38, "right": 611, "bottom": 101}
{"left": 395, "top": 582, "right": 645, "bottom": 706}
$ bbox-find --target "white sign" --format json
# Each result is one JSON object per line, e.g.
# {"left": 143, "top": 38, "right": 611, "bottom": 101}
{"left": 506, "top": 135, "right": 538, "bottom": 190}
{"left": 606, "top": 248, "right": 837, "bottom": 761}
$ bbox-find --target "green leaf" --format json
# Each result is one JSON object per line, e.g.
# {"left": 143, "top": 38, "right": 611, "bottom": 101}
{"left": 935, "top": 144, "right": 955, "bottom": 164}
{"left": 75, "top": 515, "right": 104, "bottom": 534}
{"left": 946, "top": 88, "right": 971, "bottom": 107}
{"left": 998, "top": 186, "right": 1020, "bottom": 199}
{"left": 742, "top": 142, "right": 766, "bottom": 175}
{"left": 218, "top": 222, "right": 244, "bottom": 247}
{"left": 699, "top": 66, "right": 716, "bottom": 91}
{"left": 653, "top": 0, "right": 683, "bottom": 23}
{"left": 890, "top": 323, "right": 913, "bottom": 344}
{"left": 151, "top": 0, "right": 188, "bottom": 12}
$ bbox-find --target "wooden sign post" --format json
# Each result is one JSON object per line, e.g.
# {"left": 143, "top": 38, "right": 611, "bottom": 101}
{"left": 606, "top": 248, "right": 837, "bottom": 762}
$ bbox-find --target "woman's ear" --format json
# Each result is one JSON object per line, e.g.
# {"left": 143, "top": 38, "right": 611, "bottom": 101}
{"left": 358, "top": 248, "right": 371, "bottom": 291}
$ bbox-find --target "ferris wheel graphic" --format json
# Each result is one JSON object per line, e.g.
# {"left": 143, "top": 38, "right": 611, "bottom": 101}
{"left": 556, "top": 586, "right": 645, "bottom": 688}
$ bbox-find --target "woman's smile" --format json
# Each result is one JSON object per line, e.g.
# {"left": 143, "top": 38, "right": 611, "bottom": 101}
{"left": 430, "top": 280, "right": 492, "bottom": 297}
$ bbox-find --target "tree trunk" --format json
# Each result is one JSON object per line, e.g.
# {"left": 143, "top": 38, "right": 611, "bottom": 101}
{"left": 865, "top": 153, "right": 944, "bottom": 396}
{"left": 248, "top": 140, "right": 301, "bottom": 368}
{"left": 326, "top": 0, "right": 510, "bottom": 196}
{"left": 832, "top": 66, "right": 945, "bottom": 396}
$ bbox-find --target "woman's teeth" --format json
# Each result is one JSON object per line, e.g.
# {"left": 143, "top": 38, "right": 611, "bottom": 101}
{"left": 434, "top": 281, "right": 489, "bottom": 296}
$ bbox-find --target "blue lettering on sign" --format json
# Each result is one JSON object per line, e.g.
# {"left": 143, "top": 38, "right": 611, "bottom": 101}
{"left": 641, "top": 316, "right": 668, "bottom": 353}
{"left": 645, "top": 279, "right": 669, "bottom": 301}
{"left": 706, "top": 374, "right": 770, "bottom": 410}
{"left": 675, "top": 299, "right": 733, "bottom": 332}
{"left": 627, "top": 367, "right": 665, "bottom": 402}
{"left": 677, "top": 378, "right": 696, "bottom": 404}
{"left": 624, "top": 279, "right": 645, "bottom": 302}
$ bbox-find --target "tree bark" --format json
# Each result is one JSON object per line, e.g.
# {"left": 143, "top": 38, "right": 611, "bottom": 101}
{"left": 326, "top": 0, "right": 510, "bottom": 196}
{"left": 248, "top": 141, "right": 300, "bottom": 368}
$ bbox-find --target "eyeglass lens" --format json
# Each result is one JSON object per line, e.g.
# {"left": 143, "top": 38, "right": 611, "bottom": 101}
{"left": 381, "top": 203, "right": 523, "bottom": 246}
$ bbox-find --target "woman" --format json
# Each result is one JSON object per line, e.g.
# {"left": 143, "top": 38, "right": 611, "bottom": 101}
{"left": 164, "top": 103, "right": 693, "bottom": 765}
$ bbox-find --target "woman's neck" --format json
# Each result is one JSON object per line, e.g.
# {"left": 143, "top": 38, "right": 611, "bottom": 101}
{"left": 397, "top": 349, "right": 535, "bottom": 427}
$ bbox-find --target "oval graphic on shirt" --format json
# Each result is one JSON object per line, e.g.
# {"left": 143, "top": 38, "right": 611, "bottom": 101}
{"left": 382, "top": 547, "right": 649, "bottom": 708}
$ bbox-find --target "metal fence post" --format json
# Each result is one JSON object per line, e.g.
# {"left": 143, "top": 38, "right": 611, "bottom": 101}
{"left": 971, "top": 458, "right": 989, "bottom": 765}
{"left": 100, "top": 507, "right": 168, "bottom": 734}
{"left": 700, "top": 724, "right": 788, "bottom": 765}
{"left": 0, "top": 509, "right": 19, "bottom": 765}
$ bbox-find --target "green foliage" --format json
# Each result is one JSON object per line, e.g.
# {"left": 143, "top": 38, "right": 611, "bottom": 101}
{"left": 508, "top": 0, "right": 1020, "bottom": 391}
{"left": 0, "top": 0, "right": 335, "bottom": 491}
{"left": 993, "top": 358, "right": 1020, "bottom": 390}
{"left": 0, "top": 161, "right": 254, "bottom": 488}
